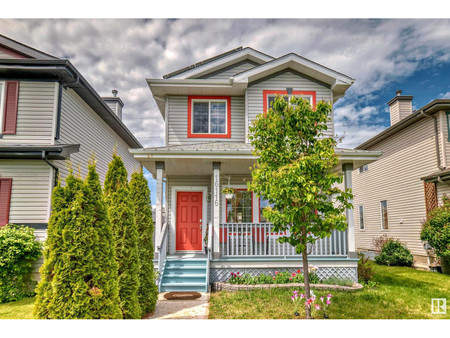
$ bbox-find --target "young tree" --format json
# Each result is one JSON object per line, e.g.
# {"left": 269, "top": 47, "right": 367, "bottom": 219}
{"left": 248, "top": 96, "right": 352, "bottom": 318}
{"left": 129, "top": 169, "right": 158, "bottom": 316}
{"left": 104, "top": 153, "right": 141, "bottom": 319}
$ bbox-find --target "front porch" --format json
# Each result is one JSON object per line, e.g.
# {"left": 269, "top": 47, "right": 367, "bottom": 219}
{"left": 131, "top": 142, "right": 382, "bottom": 290}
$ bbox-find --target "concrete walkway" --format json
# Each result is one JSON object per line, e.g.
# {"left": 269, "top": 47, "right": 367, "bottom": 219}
{"left": 146, "top": 293, "right": 210, "bottom": 319}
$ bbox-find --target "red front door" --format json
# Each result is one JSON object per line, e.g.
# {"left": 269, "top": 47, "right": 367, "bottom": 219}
{"left": 176, "top": 191, "right": 203, "bottom": 251}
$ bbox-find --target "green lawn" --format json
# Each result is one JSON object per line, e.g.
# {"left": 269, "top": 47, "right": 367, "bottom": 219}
{"left": 0, "top": 297, "right": 34, "bottom": 319}
{"left": 209, "top": 263, "right": 450, "bottom": 319}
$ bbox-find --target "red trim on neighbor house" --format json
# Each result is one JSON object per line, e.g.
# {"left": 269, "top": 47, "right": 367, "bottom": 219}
{"left": 187, "top": 96, "right": 232, "bottom": 138}
{"left": 2, "top": 81, "right": 19, "bottom": 135}
{"left": 0, "top": 178, "right": 13, "bottom": 227}
{"left": 0, "top": 44, "right": 29, "bottom": 59}
{"left": 263, "top": 90, "right": 317, "bottom": 114}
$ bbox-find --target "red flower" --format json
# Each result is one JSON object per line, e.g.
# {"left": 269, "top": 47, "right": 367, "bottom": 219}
{"left": 297, "top": 269, "right": 301, "bottom": 273}
{"left": 292, "top": 273, "right": 296, "bottom": 277}
{"left": 275, "top": 271, "right": 279, "bottom": 275}
{"left": 273, "top": 276, "right": 276, "bottom": 280}
{"left": 237, "top": 272, "right": 240, "bottom": 275}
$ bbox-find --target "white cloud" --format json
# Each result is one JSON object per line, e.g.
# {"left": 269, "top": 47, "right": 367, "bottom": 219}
{"left": 1, "top": 19, "right": 450, "bottom": 150}
{"left": 438, "top": 91, "right": 450, "bottom": 99}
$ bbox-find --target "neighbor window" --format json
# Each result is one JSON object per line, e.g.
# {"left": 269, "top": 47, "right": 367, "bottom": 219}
{"left": 259, "top": 198, "right": 274, "bottom": 223}
{"left": 359, "top": 164, "right": 368, "bottom": 173}
{"left": 188, "top": 96, "right": 231, "bottom": 138}
{"left": 263, "top": 90, "right": 316, "bottom": 114}
{"left": 225, "top": 189, "right": 253, "bottom": 223}
{"left": 359, "top": 205, "right": 365, "bottom": 230}
{"left": 380, "top": 200, "right": 388, "bottom": 229}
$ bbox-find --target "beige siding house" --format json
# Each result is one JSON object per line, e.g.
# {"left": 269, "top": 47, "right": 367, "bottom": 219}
{"left": 0, "top": 35, "right": 141, "bottom": 244}
{"left": 131, "top": 47, "right": 382, "bottom": 292}
{"left": 353, "top": 91, "right": 450, "bottom": 268}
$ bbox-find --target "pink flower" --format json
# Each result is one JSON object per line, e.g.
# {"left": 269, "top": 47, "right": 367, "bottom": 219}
{"left": 315, "top": 304, "right": 321, "bottom": 310}
{"left": 327, "top": 293, "right": 333, "bottom": 298}
{"left": 326, "top": 300, "right": 331, "bottom": 305}
{"left": 311, "top": 296, "right": 316, "bottom": 302}
{"left": 291, "top": 296, "right": 296, "bottom": 301}
{"left": 292, "top": 273, "right": 296, "bottom": 277}
{"left": 275, "top": 271, "right": 279, "bottom": 275}
{"left": 289, "top": 277, "right": 292, "bottom": 280}
{"left": 320, "top": 297, "right": 324, "bottom": 302}
{"left": 273, "top": 276, "right": 276, "bottom": 280}
{"left": 237, "top": 272, "right": 240, "bottom": 275}
{"left": 300, "top": 294, "right": 305, "bottom": 299}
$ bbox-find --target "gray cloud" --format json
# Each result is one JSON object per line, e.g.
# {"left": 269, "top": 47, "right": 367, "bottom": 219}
{"left": 1, "top": 19, "right": 450, "bottom": 148}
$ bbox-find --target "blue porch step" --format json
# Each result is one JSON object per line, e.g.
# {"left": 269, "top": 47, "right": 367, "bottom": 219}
{"left": 160, "top": 257, "right": 208, "bottom": 293}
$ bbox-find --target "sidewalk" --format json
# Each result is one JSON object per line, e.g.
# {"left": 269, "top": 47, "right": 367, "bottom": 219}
{"left": 146, "top": 292, "right": 210, "bottom": 319}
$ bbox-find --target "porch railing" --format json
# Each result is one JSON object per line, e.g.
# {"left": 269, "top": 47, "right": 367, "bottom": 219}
{"left": 219, "top": 223, "right": 347, "bottom": 257}
{"left": 157, "top": 222, "right": 169, "bottom": 291}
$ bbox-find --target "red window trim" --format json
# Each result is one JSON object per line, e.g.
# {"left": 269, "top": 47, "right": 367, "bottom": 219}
{"left": 225, "top": 189, "right": 253, "bottom": 223}
{"left": 2, "top": 81, "right": 19, "bottom": 135}
{"left": 263, "top": 90, "right": 316, "bottom": 114}
{"left": 0, "top": 178, "right": 13, "bottom": 227}
{"left": 187, "top": 96, "right": 232, "bottom": 138}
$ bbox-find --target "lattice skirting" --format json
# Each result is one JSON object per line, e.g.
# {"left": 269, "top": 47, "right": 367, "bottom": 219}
{"left": 210, "top": 267, "right": 357, "bottom": 283}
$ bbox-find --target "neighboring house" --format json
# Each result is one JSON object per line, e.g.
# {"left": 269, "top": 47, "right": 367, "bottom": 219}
{"left": 352, "top": 90, "right": 450, "bottom": 269}
{"left": 0, "top": 35, "right": 142, "bottom": 244}
{"left": 131, "top": 47, "right": 382, "bottom": 292}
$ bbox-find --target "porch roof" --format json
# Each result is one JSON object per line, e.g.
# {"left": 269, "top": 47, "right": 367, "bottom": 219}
{"left": 130, "top": 142, "right": 382, "bottom": 177}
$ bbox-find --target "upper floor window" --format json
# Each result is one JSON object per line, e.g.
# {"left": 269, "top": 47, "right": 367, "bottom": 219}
{"left": 188, "top": 96, "right": 231, "bottom": 138}
{"left": 359, "top": 164, "right": 368, "bottom": 173}
{"left": 263, "top": 90, "right": 316, "bottom": 114}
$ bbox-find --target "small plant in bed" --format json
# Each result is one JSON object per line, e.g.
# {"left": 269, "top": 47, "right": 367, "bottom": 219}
{"left": 228, "top": 268, "right": 319, "bottom": 285}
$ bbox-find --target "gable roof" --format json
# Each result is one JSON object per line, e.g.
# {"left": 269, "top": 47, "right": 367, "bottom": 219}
{"left": 163, "top": 47, "right": 274, "bottom": 79}
{"left": 232, "top": 53, "right": 354, "bottom": 100}
{"left": 356, "top": 99, "right": 450, "bottom": 150}
{"left": 0, "top": 34, "right": 58, "bottom": 59}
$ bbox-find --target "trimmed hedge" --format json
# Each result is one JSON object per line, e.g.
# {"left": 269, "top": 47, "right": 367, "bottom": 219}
{"left": 0, "top": 224, "right": 42, "bottom": 303}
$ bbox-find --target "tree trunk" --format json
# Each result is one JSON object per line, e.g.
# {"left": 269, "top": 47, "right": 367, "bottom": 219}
{"left": 301, "top": 227, "right": 311, "bottom": 319}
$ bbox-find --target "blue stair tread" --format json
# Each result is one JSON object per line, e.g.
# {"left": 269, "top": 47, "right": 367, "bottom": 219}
{"left": 162, "top": 282, "right": 206, "bottom": 286}
{"left": 164, "top": 273, "right": 206, "bottom": 277}
{"left": 165, "top": 265, "right": 207, "bottom": 269}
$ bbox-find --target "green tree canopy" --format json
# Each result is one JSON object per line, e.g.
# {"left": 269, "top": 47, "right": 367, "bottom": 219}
{"left": 248, "top": 95, "right": 352, "bottom": 318}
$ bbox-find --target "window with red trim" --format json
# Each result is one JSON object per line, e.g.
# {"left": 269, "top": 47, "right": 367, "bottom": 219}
{"left": 263, "top": 90, "right": 316, "bottom": 113}
{"left": 0, "top": 178, "right": 13, "bottom": 227}
{"left": 225, "top": 189, "right": 253, "bottom": 223}
{"left": 187, "top": 96, "right": 231, "bottom": 138}
{"left": 259, "top": 197, "right": 274, "bottom": 223}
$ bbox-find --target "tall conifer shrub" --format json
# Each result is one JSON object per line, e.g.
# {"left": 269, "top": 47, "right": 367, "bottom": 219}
{"left": 34, "top": 163, "right": 122, "bottom": 319}
{"left": 104, "top": 153, "right": 141, "bottom": 319}
{"left": 130, "top": 170, "right": 158, "bottom": 316}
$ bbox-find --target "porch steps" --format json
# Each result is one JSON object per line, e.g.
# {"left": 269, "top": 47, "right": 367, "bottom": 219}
{"left": 160, "top": 257, "right": 208, "bottom": 292}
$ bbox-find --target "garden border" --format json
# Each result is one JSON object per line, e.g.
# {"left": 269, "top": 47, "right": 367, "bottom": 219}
{"left": 212, "top": 282, "right": 363, "bottom": 292}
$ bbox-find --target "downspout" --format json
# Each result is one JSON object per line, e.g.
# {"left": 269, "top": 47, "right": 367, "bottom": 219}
{"left": 420, "top": 110, "right": 445, "bottom": 171}
{"left": 42, "top": 150, "right": 58, "bottom": 187}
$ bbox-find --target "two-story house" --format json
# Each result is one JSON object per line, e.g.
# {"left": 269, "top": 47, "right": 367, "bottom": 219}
{"left": 352, "top": 91, "right": 450, "bottom": 269}
{"left": 0, "top": 35, "right": 141, "bottom": 245}
{"left": 131, "top": 47, "right": 382, "bottom": 292}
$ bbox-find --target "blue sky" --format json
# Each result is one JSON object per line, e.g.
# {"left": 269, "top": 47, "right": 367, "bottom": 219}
{"left": 0, "top": 18, "right": 449, "bottom": 205}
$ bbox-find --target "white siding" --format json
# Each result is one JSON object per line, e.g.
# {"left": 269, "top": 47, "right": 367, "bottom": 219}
{"left": 353, "top": 117, "right": 438, "bottom": 261}
{"left": 55, "top": 88, "right": 139, "bottom": 184}
{"left": 0, "top": 159, "right": 52, "bottom": 224}
{"left": 0, "top": 81, "right": 57, "bottom": 145}
{"left": 167, "top": 95, "right": 245, "bottom": 145}
{"left": 247, "top": 70, "right": 334, "bottom": 138}
{"left": 199, "top": 61, "right": 258, "bottom": 80}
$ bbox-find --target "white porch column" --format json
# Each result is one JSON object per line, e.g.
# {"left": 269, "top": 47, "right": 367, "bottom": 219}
{"left": 155, "top": 161, "right": 165, "bottom": 257}
{"left": 343, "top": 163, "right": 356, "bottom": 258}
{"left": 213, "top": 162, "right": 221, "bottom": 259}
